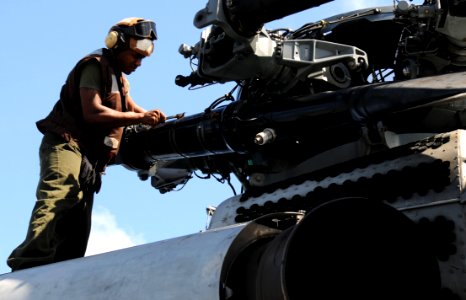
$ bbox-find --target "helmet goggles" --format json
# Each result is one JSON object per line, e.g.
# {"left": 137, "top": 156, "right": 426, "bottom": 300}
{"left": 121, "top": 20, "right": 157, "bottom": 40}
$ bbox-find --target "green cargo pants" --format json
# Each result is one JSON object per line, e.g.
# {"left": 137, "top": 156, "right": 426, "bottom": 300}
{"left": 7, "top": 133, "right": 94, "bottom": 271}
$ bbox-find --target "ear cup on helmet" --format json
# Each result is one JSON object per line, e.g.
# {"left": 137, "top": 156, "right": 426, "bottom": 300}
{"left": 105, "top": 28, "right": 126, "bottom": 49}
{"left": 105, "top": 31, "right": 119, "bottom": 48}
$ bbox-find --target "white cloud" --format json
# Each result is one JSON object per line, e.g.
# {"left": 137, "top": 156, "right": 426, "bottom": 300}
{"left": 85, "top": 206, "right": 146, "bottom": 256}
{"left": 344, "top": 0, "right": 390, "bottom": 10}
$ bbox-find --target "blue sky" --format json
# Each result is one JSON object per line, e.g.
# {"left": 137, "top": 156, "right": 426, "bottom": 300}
{"left": 0, "top": 0, "right": 416, "bottom": 274}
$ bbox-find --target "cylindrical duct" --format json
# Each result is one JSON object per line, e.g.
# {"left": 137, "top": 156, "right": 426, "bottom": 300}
{"left": 253, "top": 197, "right": 441, "bottom": 299}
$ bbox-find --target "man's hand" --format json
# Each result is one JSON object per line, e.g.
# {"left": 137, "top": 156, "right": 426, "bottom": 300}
{"left": 140, "top": 109, "right": 166, "bottom": 126}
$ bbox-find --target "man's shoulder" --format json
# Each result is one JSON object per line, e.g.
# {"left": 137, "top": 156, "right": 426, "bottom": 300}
{"left": 77, "top": 49, "right": 112, "bottom": 70}
{"left": 78, "top": 49, "right": 109, "bottom": 65}
{"left": 86, "top": 48, "right": 104, "bottom": 57}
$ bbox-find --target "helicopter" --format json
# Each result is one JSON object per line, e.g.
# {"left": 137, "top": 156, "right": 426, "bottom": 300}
{"left": 2, "top": 0, "right": 466, "bottom": 299}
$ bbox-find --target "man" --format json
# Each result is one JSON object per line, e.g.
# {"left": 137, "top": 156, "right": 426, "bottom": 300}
{"left": 7, "top": 17, "right": 166, "bottom": 271}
